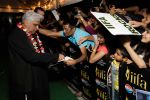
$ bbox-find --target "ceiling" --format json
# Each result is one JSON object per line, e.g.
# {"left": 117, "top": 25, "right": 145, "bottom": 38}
{"left": 0, "top": 0, "right": 83, "bottom": 12}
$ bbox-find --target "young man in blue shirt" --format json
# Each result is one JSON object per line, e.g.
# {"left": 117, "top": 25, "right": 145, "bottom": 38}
{"left": 39, "top": 20, "right": 95, "bottom": 66}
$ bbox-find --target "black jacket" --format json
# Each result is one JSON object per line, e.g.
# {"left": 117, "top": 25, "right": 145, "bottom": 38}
{"left": 8, "top": 27, "right": 59, "bottom": 92}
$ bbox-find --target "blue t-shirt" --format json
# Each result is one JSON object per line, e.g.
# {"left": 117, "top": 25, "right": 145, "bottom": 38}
{"left": 60, "top": 28, "right": 94, "bottom": 49}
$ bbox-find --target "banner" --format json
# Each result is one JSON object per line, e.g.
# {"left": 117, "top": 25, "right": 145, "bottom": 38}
{"left": 91, "top": 12, "right": 141, "bottom": 35}
{"left": 95, "top": 59, "right": 110, "bottom": 100}
{"left": 119, "top": 64, "right": 150, "bottom": 100}
{"left": 80, "top": 62, "right": 95, "bottom": 99}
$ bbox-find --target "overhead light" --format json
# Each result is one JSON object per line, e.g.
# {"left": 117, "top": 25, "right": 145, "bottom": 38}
{"left": 7, "top": 5, "right": 11, "bottom": 9}
{"left": 37, "top": 1, "right": 41, "bottom": 7}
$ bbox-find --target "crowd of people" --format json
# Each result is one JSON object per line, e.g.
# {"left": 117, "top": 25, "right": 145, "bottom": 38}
{"left": 8, "top": 0, "right": 150, "bottom": 100}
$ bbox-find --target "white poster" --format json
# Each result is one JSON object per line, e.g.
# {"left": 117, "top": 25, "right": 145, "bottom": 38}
{"left": 91, "top": 12, "right": 141, "bottom": 35}
{"left": 51, "top": 10, "right": 60, "bottom": 21}
{"left": 60, "top": 0, "right": 83, "bottom": 6}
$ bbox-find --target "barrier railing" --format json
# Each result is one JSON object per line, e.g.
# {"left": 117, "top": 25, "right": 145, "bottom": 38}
{"left": 63, "top": 47, "right": 150, "bottom": 100}
{"left": 120, "top": 63, "right": 150, "bottom": 100}
{"left": 62, "top": 40, "right": 150, "bottom": 100}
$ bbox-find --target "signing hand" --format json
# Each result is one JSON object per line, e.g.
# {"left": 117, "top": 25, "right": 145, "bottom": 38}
{"left": 64, "top": 59, "right": 77, "bottom": 66}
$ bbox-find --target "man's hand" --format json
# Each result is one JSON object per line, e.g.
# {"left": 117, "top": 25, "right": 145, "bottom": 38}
{"left": 78, "top": 36, "right": 94, "bottom": 45}
{"left": 78, "top": 36, "right": 88, "bottom": 45}
{"left": 64, "top": 59, "right": 77, "bottom": 66}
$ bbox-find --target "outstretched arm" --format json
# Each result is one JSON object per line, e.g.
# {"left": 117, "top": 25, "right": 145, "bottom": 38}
{"left": 129, "top": 20, "right": 146, "bottom": 28}
{"left": 38, "top": 28, "right": 62, "bottom": 37}
{"left": 76, "top": 46, "right": 87, "bottom": 63}
{"left": 89, "top": 40, "right": 105, "bottom": 63}
{"left": 121, "top": 36, "right": 147, "bottom": 68}
{"left": 78, "top": 35, "right": 94, "bottom": 45}
{"left": 64, "top": 46, "right": 87, "bottom": 66}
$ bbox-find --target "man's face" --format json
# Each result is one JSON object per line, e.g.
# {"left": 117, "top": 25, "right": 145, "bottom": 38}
{"left": 37, "top": 10, "right": 45, "bottom": 16}
{"left": 63, "top": 24, "right": 73, "bottom": 37}
{"left": 24, "top": 20, "right": 40, "bottom": 34}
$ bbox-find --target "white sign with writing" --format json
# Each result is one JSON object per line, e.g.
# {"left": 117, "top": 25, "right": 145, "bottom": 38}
{"left": 91, "top": 12, "right": 141, "bottom": 35}
{"left": 51, "top": 10, "right": 59, "bottom": 21}
{"left": 60, "top": 0, "right": 83, "bottom": 6}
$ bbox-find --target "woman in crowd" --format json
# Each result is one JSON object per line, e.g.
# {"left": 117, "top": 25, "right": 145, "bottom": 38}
{"left": 89, "top": 33, "right": 108, "bottom": 63}
{"left": 121, "top": 23, "right": 150, "bottom": 68}
{"left": 75, "top": 14, "right": 98, "bottom": 35}
{"left": 129, "top": 8, "right": 150, "bottom": 28}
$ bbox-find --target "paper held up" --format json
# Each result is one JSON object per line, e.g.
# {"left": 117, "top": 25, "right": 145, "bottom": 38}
{"left": 64, "top": 56, "right": 73, "bottom": 61}
{"left": 58, "top": 56, "right": 73, "bottom": 62}
{"left": 91, "top": 12, "right": 141, "bottom": 35}
{"left": 51, "top": 10, "right": 59, "bottom": 21}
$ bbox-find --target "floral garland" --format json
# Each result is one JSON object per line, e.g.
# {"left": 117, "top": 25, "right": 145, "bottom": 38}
{"left": 17, "top": 22, "right": 45, "bottom": 53}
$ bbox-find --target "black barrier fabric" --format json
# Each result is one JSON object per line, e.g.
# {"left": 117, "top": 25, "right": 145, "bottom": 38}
{"left": 120, "top": 63, "right": 150, "bottom": 100}
{"left": 80, "top": 61, "right": 95, "bottom": 99}
{"left": 95, "top": 58, "right": 111, "bottom": 100}
{"left": 64, "top": 45, "right": 82, "bottom": 91}
{"left": 63, "top": 39, "right": 149, "bottom": 100}
{"left": 63, "top": 40, "right": 85, "bottom": 94}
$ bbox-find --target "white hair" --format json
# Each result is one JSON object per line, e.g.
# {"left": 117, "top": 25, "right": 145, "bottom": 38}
{"left": 22, "top": 10, "right": 44, "bottom": 22}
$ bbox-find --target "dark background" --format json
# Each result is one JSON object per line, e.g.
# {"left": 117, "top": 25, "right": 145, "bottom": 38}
{"left": 0, "top": 0, "right": 149, "bottom": 64}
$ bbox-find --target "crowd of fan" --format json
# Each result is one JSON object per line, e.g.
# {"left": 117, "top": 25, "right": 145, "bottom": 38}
{"left": 37, "top": 2, "right": 150, "bottom": 68}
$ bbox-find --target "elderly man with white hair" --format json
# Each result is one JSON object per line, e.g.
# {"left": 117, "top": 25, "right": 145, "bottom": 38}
{"left": 8, "top": 11, "right": 64, "bottom": 100}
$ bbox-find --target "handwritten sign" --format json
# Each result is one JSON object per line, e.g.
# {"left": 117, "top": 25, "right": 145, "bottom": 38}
{"left": 91, "top": 12, "right": 141, "bottom": 35}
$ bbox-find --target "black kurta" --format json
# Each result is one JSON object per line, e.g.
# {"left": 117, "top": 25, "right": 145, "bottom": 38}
{"left": 8, "top": 27, "right": 58, "bottom": 100}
